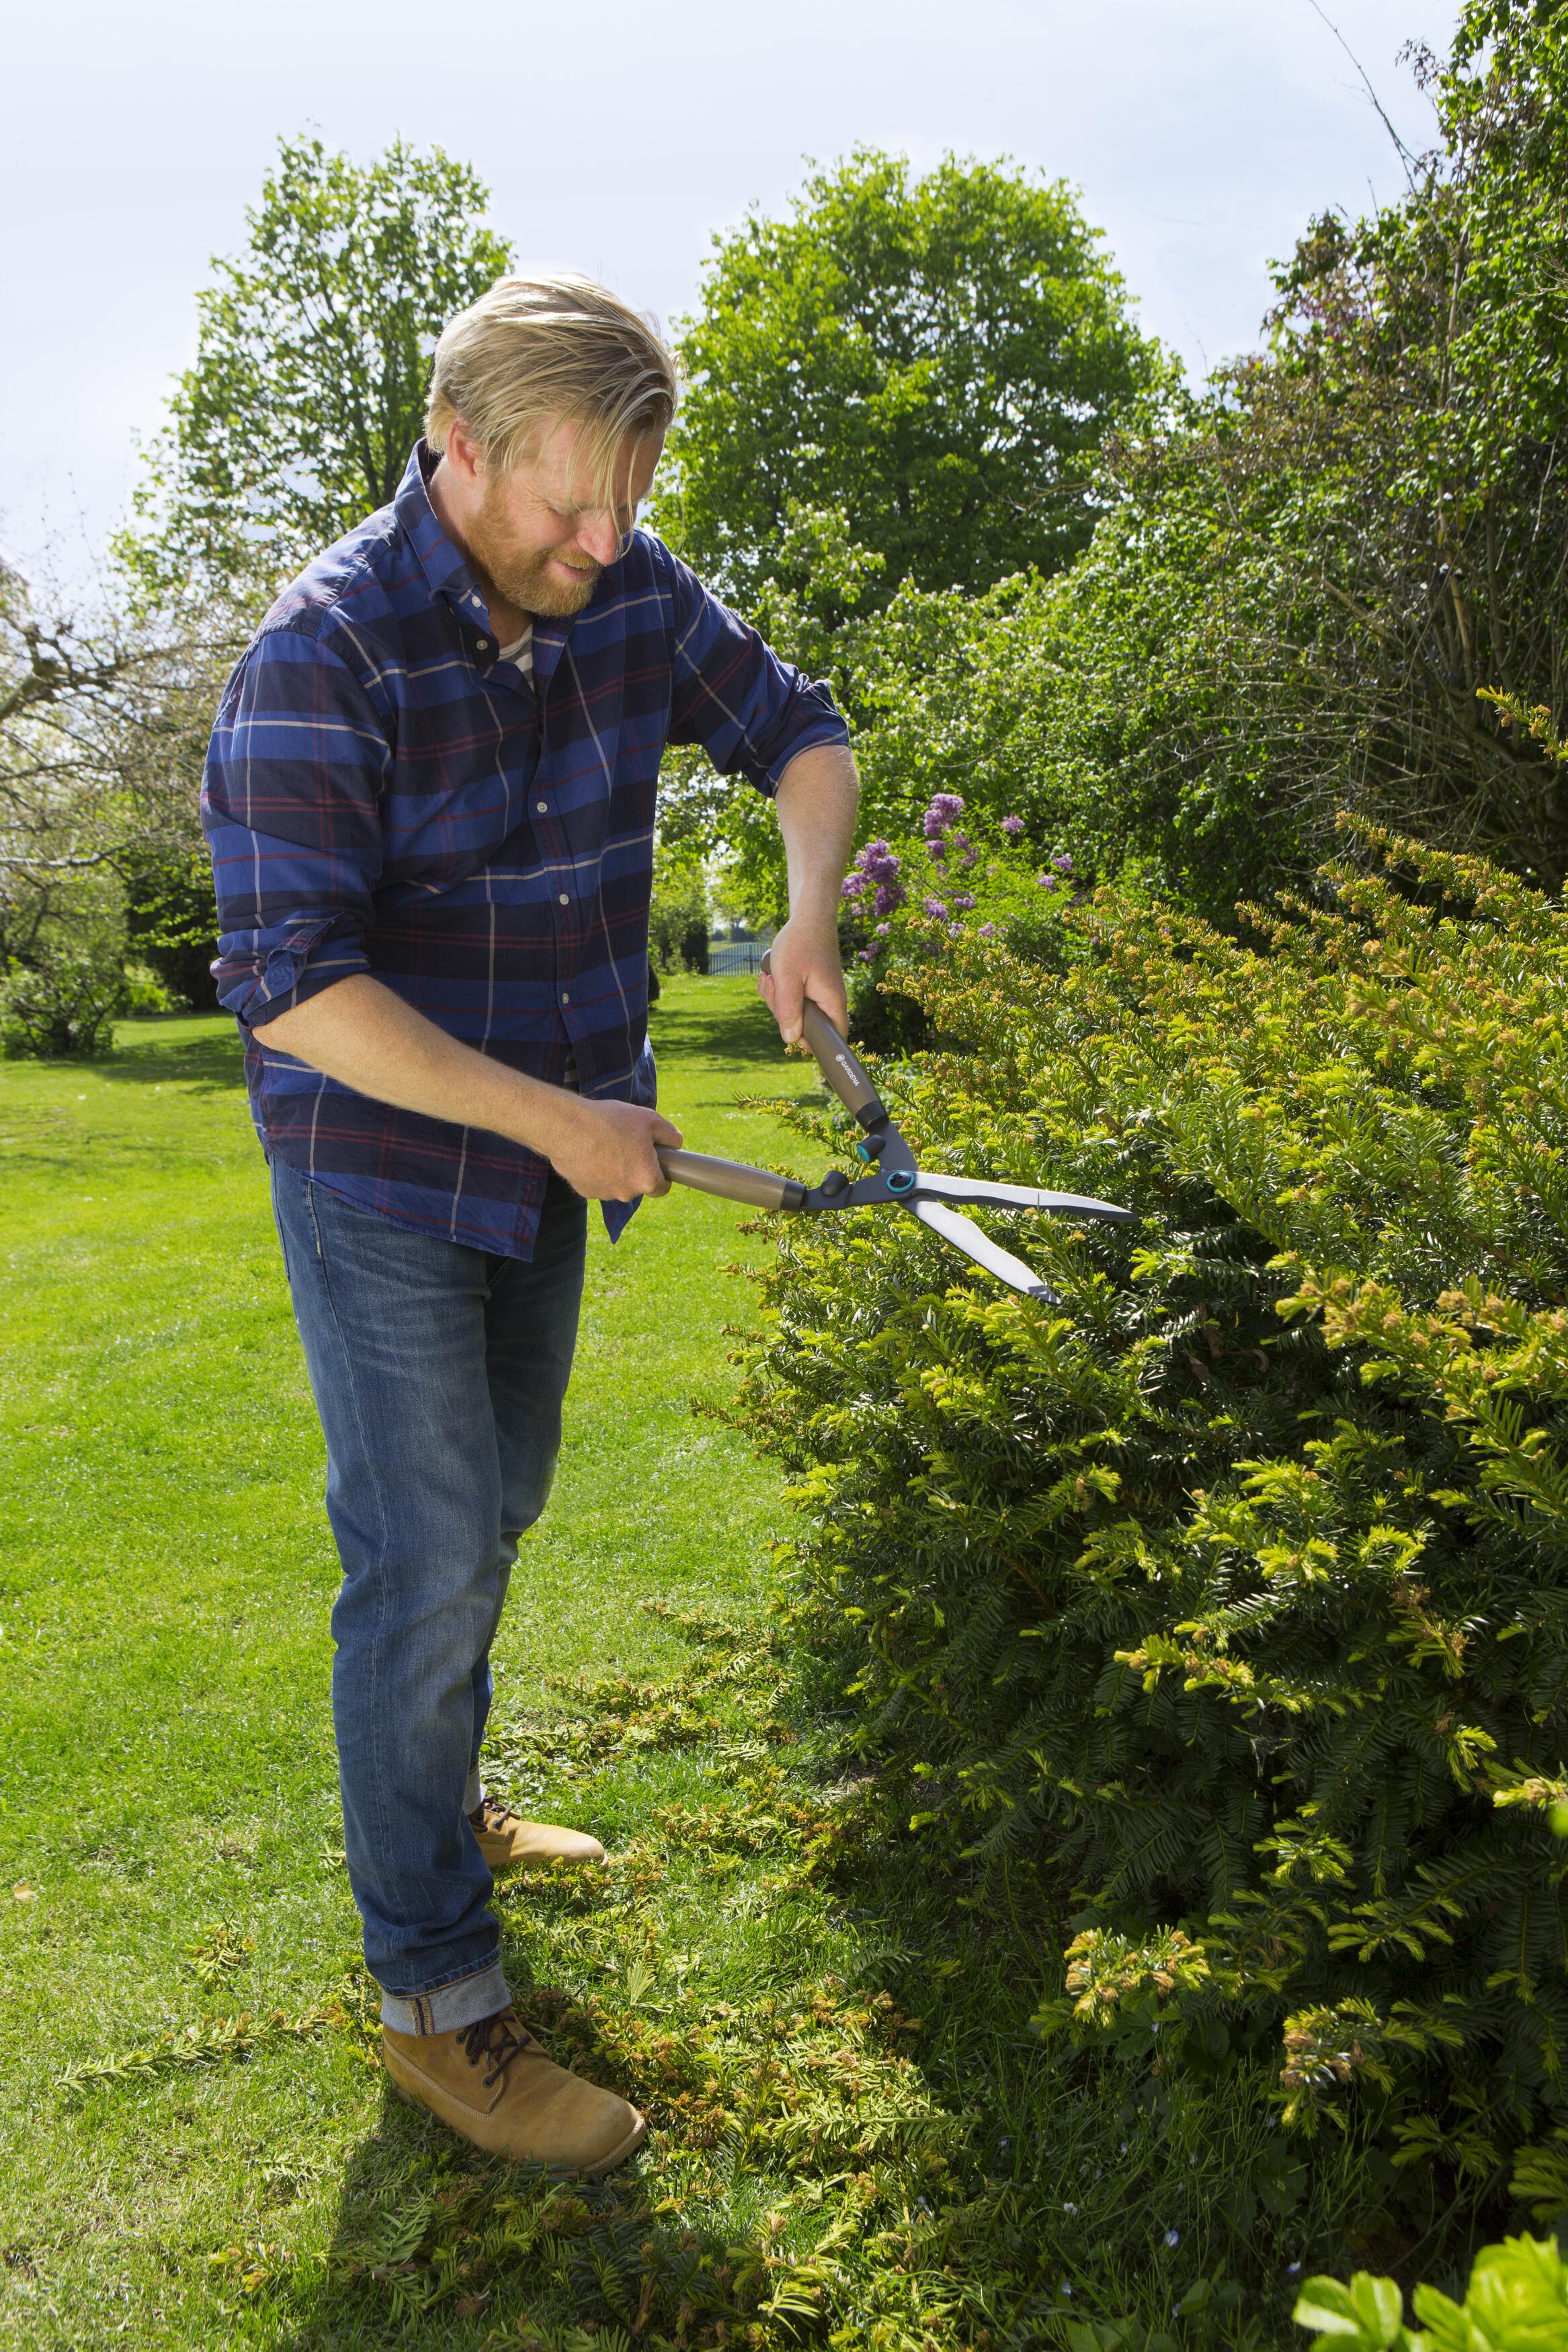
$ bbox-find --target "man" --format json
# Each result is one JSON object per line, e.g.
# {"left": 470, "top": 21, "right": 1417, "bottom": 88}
{"left": 202, "top": 275, "right": 857, "bottom": 2175}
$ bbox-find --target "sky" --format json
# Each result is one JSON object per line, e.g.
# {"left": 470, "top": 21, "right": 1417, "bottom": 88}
{"left": 3, "top": 0, "right": 1459, "bottom": 594}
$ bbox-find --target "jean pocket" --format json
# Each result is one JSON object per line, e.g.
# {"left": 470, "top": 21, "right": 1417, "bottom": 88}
{"left": 269, "top": 1156, "right": 324, "bottom": 1270}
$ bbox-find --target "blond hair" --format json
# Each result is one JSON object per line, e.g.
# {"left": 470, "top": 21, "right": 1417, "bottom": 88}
{"left": 425, "top": 274, "right": 677, "bottom": 504}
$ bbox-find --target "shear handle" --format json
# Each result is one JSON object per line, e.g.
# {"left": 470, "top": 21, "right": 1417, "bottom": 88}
{"left": 657, "top": 1147, "right": 809, "bottom": 1212}
{"left": 760, "top": 948, "right": 889, "bottom": 1127}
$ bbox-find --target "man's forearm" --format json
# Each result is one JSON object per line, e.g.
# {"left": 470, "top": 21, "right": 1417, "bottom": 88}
{"left": 776, "top": 743, "right": 858, "bottom": 923}
{"left": 762, "top": 742, "right": 858, "bottom": 1042}
{"left": 257, "top": 975, "right": 681, "bottom": 1203}
{"left": 261, "top": 976, "right": 572, "bottom": 1152}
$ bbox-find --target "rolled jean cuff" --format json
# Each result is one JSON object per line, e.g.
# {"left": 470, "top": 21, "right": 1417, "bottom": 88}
{"left": 463, "top": 1767, "right": 484, "bottom": 1816}
{"left": 379, "top": 1957, "right": 511, "bottom": 2036}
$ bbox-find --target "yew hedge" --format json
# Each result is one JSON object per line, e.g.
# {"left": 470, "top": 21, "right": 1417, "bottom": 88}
{"left": 739, "top": 825, "right": 1568, "bottom": 2216}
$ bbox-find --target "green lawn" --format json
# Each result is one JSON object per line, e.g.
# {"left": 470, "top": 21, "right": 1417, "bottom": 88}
{"left": 0, "top": 979, "right": 1344, "bottom": 2349}
{"left": 0, "top": 977, "right": 839, "bottom": 2345}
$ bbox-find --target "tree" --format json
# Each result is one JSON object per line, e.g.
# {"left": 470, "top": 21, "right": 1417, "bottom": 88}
{"left": 653, "top": 149, "right": 1167, "bottom": 613}
{"left": 0, "top": 564, "right": 219, "bottom": 1052}
{"left": 788, "top": 5, "right": 1568, "bottom": 923}
{"left": 119, "top": 136, "right": 513, "bottom": 606}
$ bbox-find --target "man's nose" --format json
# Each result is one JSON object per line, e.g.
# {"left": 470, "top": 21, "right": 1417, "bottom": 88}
{"left": 572, "top": 510, "right": 622, "bottom": 567}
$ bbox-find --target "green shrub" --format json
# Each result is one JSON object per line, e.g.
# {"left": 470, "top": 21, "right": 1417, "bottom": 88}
{"left": 123, "top": 848, "right": 219, "bottom": 1011}
{"left": 735, "top": 825, "right": 1568, "bottom": 2211}
{"left": 1293, "top": 2231, "right": 1567, "bottom": 2351}
{"left": 649, "top": 843, "right": 710, "bottom": 975}
{"left": 1, "top": 918, "right": 129, "bottom": 1058}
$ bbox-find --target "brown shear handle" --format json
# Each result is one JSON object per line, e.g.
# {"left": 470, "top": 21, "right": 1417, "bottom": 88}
{"left": 655, "top": 1149, "right": 806, "bottom": 1211}
{"left": 761, "top": 949, "right": 886, "bottom": 1123}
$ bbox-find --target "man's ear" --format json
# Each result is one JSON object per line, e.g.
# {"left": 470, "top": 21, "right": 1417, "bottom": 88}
{"left": 443, "top": 419, "right": 487, "bottom": 488}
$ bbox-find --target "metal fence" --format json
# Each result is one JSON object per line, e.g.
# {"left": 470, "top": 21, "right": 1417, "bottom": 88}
{"left": 707, "top": 940, "right": 768, "bottom": 977}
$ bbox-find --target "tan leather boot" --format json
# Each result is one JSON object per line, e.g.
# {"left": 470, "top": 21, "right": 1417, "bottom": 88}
{"left": 468, "top": 1796, "right": 605, "bottom": 1871}
{"left": 384, "top": 2008, "right": 646, "bottom": 2175}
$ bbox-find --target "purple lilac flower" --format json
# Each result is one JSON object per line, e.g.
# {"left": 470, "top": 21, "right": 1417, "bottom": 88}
{"left": 952, "top": 893, "right": 976, "bottom": 910}
{"left": 874, "top": 922, "right": 891, "bottom": 936}
{"left": 852, "top": 838, "right": 905, "bottom": 917}
{"left": 952, "top": 832, "right": 977, "bottom": 868}
{"left": 851, "top": 837, "right": 912, "bottom": 917}
{"left": 979, "top": 921, "right": 996, "bottom": 938}
{"left": 922, "top": 895, "right": 948, "bottom": 919}
{"left": 1001, "top": 814, "right": 1025, "bottom": 837}
{"left": 1051, "top": 852, "right": 1074, "bottom": 873}
{"left": 927, "top": 838, "right": 947, "bottom": 862}
{"left": 922, "top": 793, "right": 965, "bottom": 840}
{"left": 948, "top": 922, "right": 964, "bottom": 938}
{"left": 857, "top": 945, "right": 879, "bottom": 964}
{"left": 1037, "top": 874, "right": 1058, "bottom": 892}
{"left": 841, "top": 873, "right": 868, "bottom": 900}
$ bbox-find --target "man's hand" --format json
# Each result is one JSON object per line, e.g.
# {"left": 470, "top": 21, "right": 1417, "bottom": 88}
{"left": 544, "top": 1096, "right": 684, "bottom": 1201}
{"left": 759, "top": 914, "right": 848, "bottom": 1045}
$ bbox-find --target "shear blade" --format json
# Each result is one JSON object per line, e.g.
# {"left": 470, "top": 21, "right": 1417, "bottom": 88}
{"left": 911, "top": 1199, "right": 1061, "bottom": 1301}
{"left": 911, "top": 1173, "right": 1134, "bottom": 1222}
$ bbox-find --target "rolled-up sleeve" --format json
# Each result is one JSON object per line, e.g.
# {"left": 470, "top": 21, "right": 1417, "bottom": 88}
{"left": 663, "top": 549, "right": 849, "bottom": 794}
{"left": 201, "top": 623, "right": 386, "bottom": 1029}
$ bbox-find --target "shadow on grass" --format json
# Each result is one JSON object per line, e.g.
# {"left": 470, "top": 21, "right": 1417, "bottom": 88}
{"left": 267, "top": 1998, "right": 758, "bottom": 2352}
{"left": 94, "top": 1014, "right": 249, "bottom": 1094}
{"left": 651, "top": 977, "right": 819, "bottom": 1080}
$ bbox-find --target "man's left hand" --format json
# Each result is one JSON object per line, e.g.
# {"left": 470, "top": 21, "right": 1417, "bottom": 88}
{"left": 759, "top": 914, "right": 848, "bottom": 1045}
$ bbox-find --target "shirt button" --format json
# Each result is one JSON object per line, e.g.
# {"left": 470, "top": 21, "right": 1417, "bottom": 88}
{"left": 558, "top": 893, "right": 569, "bottom": 905}
{"left": 476, "top": 637, "right": 490, "bottom": 653}
{"left": 561, "top": 990, "right": 571, "bottom": 1006}
{"left": 537, "top": 800, "right": 548, "bottom": 813}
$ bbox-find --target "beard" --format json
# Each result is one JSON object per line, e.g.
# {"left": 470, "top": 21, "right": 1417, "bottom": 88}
{"left": 467, "top": 480, "right": 603, "bottom": 618}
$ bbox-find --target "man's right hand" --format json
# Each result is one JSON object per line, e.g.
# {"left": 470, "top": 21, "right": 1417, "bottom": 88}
{"left": 544, "top": 1096, "right": 684, "bottom": 1202}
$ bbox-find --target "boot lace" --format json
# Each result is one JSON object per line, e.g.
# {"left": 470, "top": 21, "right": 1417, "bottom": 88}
{"left": 457, "top": 2009, "right": 531, "bottom": 2090}
{"left": 471, "top": 1796, "right": 520, "bottom": 1830}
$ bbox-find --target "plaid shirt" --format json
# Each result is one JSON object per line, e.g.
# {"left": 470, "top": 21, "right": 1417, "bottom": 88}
{"left": 202, "top": 442, "right": 848, "bottom": 1258}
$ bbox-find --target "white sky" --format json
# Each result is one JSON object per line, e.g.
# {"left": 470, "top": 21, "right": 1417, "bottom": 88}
{"left": 4, "top": 0, "right": 1456, "bottom": 591}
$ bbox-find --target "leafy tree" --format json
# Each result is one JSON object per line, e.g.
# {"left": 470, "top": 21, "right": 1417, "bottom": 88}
{"left": 653, "top": 149, "right": 1167, "bottom": 612}
{"left": 754, "top": 7, "right": 1568, "bottom": 924}
{"left": 647, "top": 841, "right": 710, "bottom": 974}
{"left": 0, "top": 559, "right": 223, "bottom": 1049}
{"left": 119, "top": 136, "right": 513, "bottom": 606}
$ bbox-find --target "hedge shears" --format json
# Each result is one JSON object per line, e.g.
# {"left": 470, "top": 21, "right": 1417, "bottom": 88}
{"left": 655, "top": 960, "right": 1133, "bottom": 1297}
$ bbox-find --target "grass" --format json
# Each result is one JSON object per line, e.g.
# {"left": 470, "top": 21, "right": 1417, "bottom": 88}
{"left": 0, "top": 977, "right": 1354, "bottom": 2349}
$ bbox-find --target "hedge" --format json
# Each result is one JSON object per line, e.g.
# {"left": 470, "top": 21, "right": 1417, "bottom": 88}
{"left": 737, "top": 823, "right": 1568, "bottom": 2219}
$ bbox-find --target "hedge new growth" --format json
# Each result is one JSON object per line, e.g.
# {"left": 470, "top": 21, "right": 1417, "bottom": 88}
{"left": 741, "top": 819, "right": 1568, "bottom": 2209}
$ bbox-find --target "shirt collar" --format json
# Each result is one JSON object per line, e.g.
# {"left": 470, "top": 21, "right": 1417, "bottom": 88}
{"left": 390, "top": 439, "right": 618, "bottom": 686}
{"left": 396, "top": 440, "right": 493, "bottom": 628}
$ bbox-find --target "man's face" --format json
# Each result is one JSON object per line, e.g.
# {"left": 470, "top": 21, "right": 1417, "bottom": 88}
{"left": 464, "top": 419, "right": 664, "bottom": 619}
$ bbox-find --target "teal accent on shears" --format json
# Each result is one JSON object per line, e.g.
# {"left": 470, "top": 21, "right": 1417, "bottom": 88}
{"left": 886, "top": 1169, "right": 915, "bottom": 1194}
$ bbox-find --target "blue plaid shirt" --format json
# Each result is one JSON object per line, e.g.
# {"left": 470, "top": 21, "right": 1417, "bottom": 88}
{"left": 202, "top": 442, "right": 848, "bottom": 1258}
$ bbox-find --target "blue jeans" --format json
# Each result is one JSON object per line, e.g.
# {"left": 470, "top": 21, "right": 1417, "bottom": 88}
{"left": 269, "top": 1161, "right": 587, "bottom": 2033}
